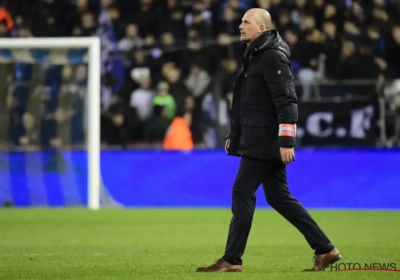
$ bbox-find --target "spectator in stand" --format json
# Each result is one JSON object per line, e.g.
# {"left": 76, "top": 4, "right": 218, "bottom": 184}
{"left": 153, "top": 81, "right": 176, "bottom": 119}
{"left": 163, "top": 66, "right": 192, "bottom": 117}
{"left": 0, "top": 6, "right": 13, "bottom": 37}
{"left": 163, "top": 108, "right": 194, "bottom": 151}
{"left": 118, "top": 23, "right": 144, "bottom": 52}
{"left": 144, "top": 105, "right": 171, "bottom": 144}
{"left": 129, "top": 76, "right": 155, "bottom": 139}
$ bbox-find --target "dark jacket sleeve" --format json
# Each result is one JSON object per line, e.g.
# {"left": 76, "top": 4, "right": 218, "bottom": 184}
{"left": 226, "top": 92, "right": 240, "bottom": 140}
{"left": 226, "top": 66, "right": 243, "bottom": 140}
{"left": 262, "top": 50, "right": 298, "bottom": 147}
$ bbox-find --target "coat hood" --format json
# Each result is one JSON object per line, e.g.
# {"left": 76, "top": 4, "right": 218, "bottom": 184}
{"left": 243, "top": 30, "right": 290, "bottom": 60}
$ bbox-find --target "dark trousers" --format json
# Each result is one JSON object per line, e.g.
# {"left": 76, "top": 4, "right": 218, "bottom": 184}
{"left": 222, "top": 156, "right": 334, "bottom": 265}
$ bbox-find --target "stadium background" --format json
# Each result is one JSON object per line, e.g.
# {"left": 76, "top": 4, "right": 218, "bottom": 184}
{"left": 0, "top": 0, "right": 400, "bottom": 209}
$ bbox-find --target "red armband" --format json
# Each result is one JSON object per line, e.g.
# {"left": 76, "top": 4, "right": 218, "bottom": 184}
{"left": 279, "top": 124, "right": 296, "bottom": 137}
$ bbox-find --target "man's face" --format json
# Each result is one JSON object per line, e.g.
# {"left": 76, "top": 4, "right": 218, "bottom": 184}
{"left": 76, "top": 0, "right": 88, "bottom": 8}
{"left": 126, "top": 24, "right": 138, "bottom": 37}
{"left": 157, "top": 83, "right": 169, "bottom": 95}
{"left": 323, "top": 22, "right": 336, "bottom": 36}
{"left": 239, "top": 11, "right": 262, "bottom": 43}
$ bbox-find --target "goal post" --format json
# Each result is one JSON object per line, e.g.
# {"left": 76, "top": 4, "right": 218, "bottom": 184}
{"left": 0, "top": 37, "right": 101, "bottom": 210}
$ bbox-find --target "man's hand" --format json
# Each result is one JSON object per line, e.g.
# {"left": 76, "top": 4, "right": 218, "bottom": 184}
{"left": 225, "top": 139, "right": 230, "bottom": 153}
{"left": 280, "top": 147, "right": 295, "bottom": 164}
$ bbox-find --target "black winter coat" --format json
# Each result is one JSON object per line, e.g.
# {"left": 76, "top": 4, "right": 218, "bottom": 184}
{"left": 226, "top": 30, "right": 298, "bottom": 160}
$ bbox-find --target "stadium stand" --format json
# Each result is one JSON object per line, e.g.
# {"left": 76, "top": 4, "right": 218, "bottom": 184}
{"left": 0, "top": 0, "right": 399, "bottom": 149}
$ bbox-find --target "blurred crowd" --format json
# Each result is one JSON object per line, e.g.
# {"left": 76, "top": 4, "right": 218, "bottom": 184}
{"left": 0, "top": 0, "right": 399, "bottom": 149}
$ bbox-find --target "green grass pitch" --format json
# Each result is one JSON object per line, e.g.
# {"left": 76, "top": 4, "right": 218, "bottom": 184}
{"left": 1, "top": 209, "right": 400, "bottom": 279}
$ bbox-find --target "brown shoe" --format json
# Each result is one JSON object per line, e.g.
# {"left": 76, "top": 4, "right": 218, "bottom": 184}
{"left": 303, "top": 247, "right": 342, "bottom": 272}
{"left": 196, "top": 259, "right": 243, "bottom": 272}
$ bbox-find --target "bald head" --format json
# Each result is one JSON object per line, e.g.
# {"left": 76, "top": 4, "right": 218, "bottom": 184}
{"left": 252, "top": 8, "right": 272, "bottom": 29}
{"left": 239, "top": 8, "right": 272, "bottom": 43}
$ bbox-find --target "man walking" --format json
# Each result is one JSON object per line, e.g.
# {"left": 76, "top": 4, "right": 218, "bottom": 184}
{"left": 196, "top": 8, "right": 341, "bottom": 273}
